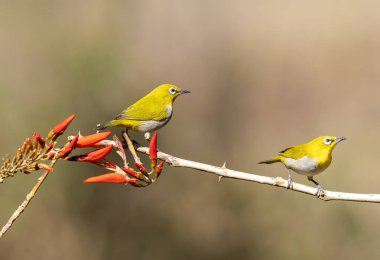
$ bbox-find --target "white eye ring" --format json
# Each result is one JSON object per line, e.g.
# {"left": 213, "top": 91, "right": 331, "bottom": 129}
{"left": 169, "top": 88, "right": 177, "bottom": 95}
{"left": 324, "top": 138, "right": 333, "bottom": 145}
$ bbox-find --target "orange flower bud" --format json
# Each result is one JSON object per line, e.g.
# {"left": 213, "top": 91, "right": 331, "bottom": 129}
{"left": 156, "top": 161, "right": 165, "bottom": 177}
{"left": 95, "top": 160, "right": 117, "bottom": 169}
{"left": 26, "top": 138, "right": 33, "bottom": 147}
{"left": 73, "top": 145, "right": 113, "bottom": 163}
{"left": 125, "top": 178, "right": 140, "bottom": 187}
{"left": 122, "top": 167, "right": 139, "bottom": 178}
{"left": 23, "top": 138, "right": 32, "bottom": 155}
{"left": 83, "top": 173, "right": 127, "bottom": 183}
{"left": 149, "top": 132, "right": 158, "bottom": 161}
{"left": 134, "top": 162, "right": 147, "bottom": 174}
{"left": 56, "top": 134, "right": 79, "bottom": 159}
{"left": 48, "top": 114, "right": 76, "bottom": 139}
{"left": 45, "top": 143, "right": 54, "bottom": 153}
{"left": 17, "top": 148, "right": 22, "bottom": 161}
{"left": 33, "top": 133, "right": 38, "bottom": 147}
{"left": 47, "top": 151, "right": 55, "bottom": 159}
{"left": 75, "top": 132, "right": 111, "bottom": 148}
{"left": 21, "top": 141, "right": 27, "bottom": 153}
{"left": 33, "top": 132, "right": 45, "bottom": 147}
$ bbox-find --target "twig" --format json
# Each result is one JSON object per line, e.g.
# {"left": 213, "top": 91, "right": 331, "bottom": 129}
{"left": 122, "top": 132, "right": 142, "bottom": 165}
{"left": 0, "top": 160, "right": 56, "bottom": 238}
{"left": 136, "top": 146, "right": 380, "bottom": 203}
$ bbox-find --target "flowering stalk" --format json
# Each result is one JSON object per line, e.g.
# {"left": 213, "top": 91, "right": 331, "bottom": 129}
{"left": 1, "top": 113, "right": 168, "bottom": 239}
{"left": 0, "top": 113, "right": 81, "bottom": 239}
{"left": 0, "top": 114, "right": 78, "bottom": 183}
{"left": 82, "top": 131, "right": 165, "bottom": 187}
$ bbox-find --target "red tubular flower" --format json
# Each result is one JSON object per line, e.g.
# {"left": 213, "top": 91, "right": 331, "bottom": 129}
{"left": 125, "top": 178, "right": 140, "bottom": 187}
{"left": 122, "top": 167, "right": 140, "bottom": 178}
{"left": 149, "top": 132, "right": 158, "bottom": 161}
{"left": 33, "top": 132, "right": 45, "bottom": 147}
{"left": 83, "top": 173, "right": 127, "bottom": 183}
{"left": 23, "top": 138, "right": 32, "bottom": 155}
{"left": 21, "top": 141, "right": 27, "bottom": 153}
{"left": 75, "top": 132, "right": 112, "bottom": 148}
{"left": 45, "top": 143, "right": 54, "bottom": 153}
{"left": 26, "top": 138, "right": 33, "bottom": 148}
{"left": 94, "top": 160, "right": 117, "bottom": 169}
{"left": 17, "top": 148, "right": 22, "bottom": 160}
{"left": 156, "top": 161, "right": 165, "bottom": 177}
{"left": 47, "top": 151, "right": 55, "bottom": 159}
{"left": 74, "top": 145, "right": 113, "bottom": 163}
{"left": 56, "top": 134, "right": 79, "bottom": 159}
{"left": 134, "top": 162, "right": 147, "bottom": 175}
{"left": 48, "top": 114, "right": 76, "bottom": 139}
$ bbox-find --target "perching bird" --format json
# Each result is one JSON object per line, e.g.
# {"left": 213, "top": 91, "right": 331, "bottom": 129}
{"left": 95, "top": 84, "right": 190, "bottom": 140}
{"left": 259, "top": 136, "right": 346, "bottom": 196}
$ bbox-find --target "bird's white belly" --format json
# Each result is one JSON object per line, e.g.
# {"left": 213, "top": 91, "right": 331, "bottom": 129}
{"left": 138, "top": 119, "right": 169, "bottom": 132}
{"left": 137, "top": 105, "right": 172, "bottom": 132}
{"left": 284, "top": 156, "right": 320, "bottom": 176}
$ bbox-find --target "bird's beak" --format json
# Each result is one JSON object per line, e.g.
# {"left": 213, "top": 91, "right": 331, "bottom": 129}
{"left": 335, "top": 137, "right": 346, "bottom": 143}
{"left": 179, "top": 90, "right": 191, "bottom": 94}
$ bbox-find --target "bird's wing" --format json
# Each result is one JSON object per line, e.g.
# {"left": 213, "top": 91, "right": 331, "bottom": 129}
{"left": 115, "top": 100, "right": 168, "bottom": 121}
{"left": 279, "top": 145, "right": 307, "bottom": 159}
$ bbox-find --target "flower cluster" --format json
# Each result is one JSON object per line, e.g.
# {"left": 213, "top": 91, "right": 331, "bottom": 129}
{"left": 0, "top": 114, "right": 111, "bottom": 183}
{"left": 0, "top": 113, "right": 165, "bottom": 187}
{"left": 81, "top": 132, "right": 165, "bottom": 187}
{"left": 0, "top": 114, "right": 77, "bottom": 182}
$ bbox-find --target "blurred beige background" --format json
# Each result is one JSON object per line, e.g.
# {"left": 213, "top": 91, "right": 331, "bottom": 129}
{"left": 1, "top": 1, "right": 380, "bottom": 259}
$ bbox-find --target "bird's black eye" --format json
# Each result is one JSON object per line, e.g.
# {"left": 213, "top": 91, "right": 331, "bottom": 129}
{"left": 323, "top": 138, "right": 333, "bottom": 145}
{"left": 169, "top": 88, "right": 177, "bottom": 95}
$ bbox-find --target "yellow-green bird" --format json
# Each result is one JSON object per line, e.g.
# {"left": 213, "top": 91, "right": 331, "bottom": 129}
{"left": 259, "top": 136, "right": 346, "bottom": 196}
{"left": 95, "top": 84, "right": 190, "bottom": 139}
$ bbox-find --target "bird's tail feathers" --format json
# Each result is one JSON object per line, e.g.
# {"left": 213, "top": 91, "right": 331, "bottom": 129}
{"left": 258, "top": 157, "right": 281, "bottom": 164}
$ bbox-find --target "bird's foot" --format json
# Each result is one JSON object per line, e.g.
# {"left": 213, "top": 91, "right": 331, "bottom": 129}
{"left": 315, "top": 185, "right": 325, "bottom": 198}
{"left": 286, "top": 171, "right": 293, "bottom": 190}
{"left": 287, "top": 176, "right": 293, "bottom": 190}
{"left": 132, "top": 139, "right": 141, "bottom": 148}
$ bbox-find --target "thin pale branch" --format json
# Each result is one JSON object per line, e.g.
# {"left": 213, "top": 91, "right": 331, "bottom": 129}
{"left": 136, "top": 146, "right": 380, "bottom": 203}
{"left": 122, "top": 132, "right": 142, "bottom": 165}
{"left": 0, "top": 160, "right": 56, "bottom": 238}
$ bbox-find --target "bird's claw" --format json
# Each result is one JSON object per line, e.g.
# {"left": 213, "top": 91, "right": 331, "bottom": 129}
{"left": 287, "top": 177, "right": 293, "bottom": 190}
{"left": 132, "top": 139, "right": 141, "bottom": 148}
{"left": 315, "top": 185, "right": 325, "bottom": 198}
